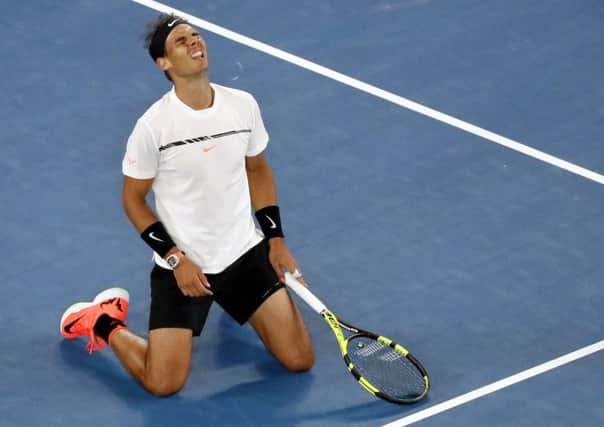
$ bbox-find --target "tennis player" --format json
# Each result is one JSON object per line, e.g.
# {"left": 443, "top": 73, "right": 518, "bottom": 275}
{"left": 60, "top": 13, "right": 314, "bottom": 396}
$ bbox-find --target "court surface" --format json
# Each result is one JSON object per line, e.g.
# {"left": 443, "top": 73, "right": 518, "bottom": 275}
{"left": 1, "top": 1, "right": 603, "bottom": 426}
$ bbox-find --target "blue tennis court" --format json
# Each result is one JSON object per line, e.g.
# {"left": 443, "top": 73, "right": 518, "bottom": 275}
{"left": 2, "top": 1, "right": 603, "bottom": 426}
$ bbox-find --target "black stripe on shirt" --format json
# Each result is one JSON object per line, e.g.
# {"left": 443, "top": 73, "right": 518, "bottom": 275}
{"left": 158, "top": 129, "right": 252, "bottom": 152}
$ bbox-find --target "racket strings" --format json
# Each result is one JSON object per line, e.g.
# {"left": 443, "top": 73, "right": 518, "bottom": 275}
{"left": 347, "top": 336, "right": 426, "bottom": 400}
{"left": 354, "top": 341, "right": 403, "bottom": 362}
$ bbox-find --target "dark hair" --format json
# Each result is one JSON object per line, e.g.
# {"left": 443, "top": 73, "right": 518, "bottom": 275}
{"left": 144, "top": 13, "right": 189, "bottom": 82}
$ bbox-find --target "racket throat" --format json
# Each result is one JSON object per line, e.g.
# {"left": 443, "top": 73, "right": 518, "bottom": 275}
{"left": 322, "top": 311, "right": 348, "bottom": 354}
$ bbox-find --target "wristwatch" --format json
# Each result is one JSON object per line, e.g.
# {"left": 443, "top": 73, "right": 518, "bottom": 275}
{"left": 165, "top": 252, "right": 182, "bottom": 269}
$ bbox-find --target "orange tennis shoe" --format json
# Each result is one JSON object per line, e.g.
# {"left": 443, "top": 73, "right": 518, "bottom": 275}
{"left": 60, "top": 288, "right": 129, "bottom": 353}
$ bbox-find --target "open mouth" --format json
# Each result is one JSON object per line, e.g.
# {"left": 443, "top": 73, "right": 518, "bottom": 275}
{"left": 191, "top": 50, "right": 205, "bottom": 60}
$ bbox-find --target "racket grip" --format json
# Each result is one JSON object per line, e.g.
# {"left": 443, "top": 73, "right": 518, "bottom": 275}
{"left": 283, "top": 272, "right": 327, "bottom": 314}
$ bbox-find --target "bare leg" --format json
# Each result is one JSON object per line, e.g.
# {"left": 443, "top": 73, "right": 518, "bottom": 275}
{"left": 109, "top": 327, "right": 193, "bottom": 396}
{"left": 249, "top": 288, "right": 314, "bottom": 371}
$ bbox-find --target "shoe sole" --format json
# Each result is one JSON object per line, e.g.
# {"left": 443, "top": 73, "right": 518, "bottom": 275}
{"left": 59, "top": 288, "right": 130, "bottom": 334}
{"left": 93, "top": 287, "right": 130, "bottom": 304}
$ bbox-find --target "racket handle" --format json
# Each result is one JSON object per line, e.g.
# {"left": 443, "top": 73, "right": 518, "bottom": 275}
{"left": 283, "top": 272, "right": 327, "bottom": 314}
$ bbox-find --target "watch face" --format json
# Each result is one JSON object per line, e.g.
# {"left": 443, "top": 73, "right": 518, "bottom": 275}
{"left": 167, "top": 255, "right": 178, "bottom": 267}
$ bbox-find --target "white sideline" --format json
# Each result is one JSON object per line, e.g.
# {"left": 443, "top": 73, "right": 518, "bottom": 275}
{"left": 383, "top": 340, "right": 604, "bottom": 426}
{"left": 130, "top": 0, "right": 604, "bottom": 186}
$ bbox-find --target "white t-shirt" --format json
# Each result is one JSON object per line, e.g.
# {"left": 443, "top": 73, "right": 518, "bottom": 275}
{"left": 122, "top": 83, "right": 267, "bottom": 273}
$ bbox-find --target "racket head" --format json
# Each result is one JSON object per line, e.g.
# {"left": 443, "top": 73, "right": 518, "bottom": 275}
{"left": 343, "top": 331, "right": 430, "bottom": 404}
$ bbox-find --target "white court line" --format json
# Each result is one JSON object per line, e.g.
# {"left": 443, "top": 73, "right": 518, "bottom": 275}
{"left": 131, "top": 0, "right": 604, "bottom": 185}
{"left": 383, "top": 340, "right": 604, "bottom": 427}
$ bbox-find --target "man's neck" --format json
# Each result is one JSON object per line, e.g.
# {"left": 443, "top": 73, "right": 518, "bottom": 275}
{"left": 173, "top": 75, "right": 214, "bottom": 111}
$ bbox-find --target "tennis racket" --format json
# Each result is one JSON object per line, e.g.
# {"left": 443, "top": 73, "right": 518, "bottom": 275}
{"left": 284, "top": 272, "right": 430, "bottom": 404}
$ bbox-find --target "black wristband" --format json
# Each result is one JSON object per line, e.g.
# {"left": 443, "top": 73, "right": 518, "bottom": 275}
{"left": 140, "top": 222, "right": 176, "bottom": 258}
{"left": 255, "top": 205, "right": 284, "bottom": 239}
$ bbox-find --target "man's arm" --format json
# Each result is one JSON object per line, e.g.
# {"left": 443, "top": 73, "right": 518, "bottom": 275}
{"left": 122, "top": 176, "right": 158, "bottom": 233}
{"left": 245, "top": 152, "right": 277, "bottom": 210}
{"left": 122, "top": 175, "right": 212, "bottom": 296}
{"left": 246, "top": 153, "right": 301, "bottom": 282}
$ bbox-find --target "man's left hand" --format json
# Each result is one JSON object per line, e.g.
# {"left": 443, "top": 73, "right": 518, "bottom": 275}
{"left": 267, "top": 238, "right": 305, "bottom": 284}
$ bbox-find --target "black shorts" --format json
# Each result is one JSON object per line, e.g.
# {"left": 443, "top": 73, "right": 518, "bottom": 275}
{"left": 149, "top": 239, "right": 284, "bottom": 336}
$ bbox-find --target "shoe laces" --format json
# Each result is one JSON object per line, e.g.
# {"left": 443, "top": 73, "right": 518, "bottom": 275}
{"left": 84, "top": 332, "right": 105, "bottom": 354}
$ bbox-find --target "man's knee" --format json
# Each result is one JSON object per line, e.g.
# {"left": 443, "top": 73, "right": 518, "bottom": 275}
{"left": 144, "top": 328, "right": 193, "bottom": 396}
{"left": 281, "top": 345, "right": 315, "bottom": 372}
{"left": 145, "top": 377, "right": 187, "bottom": 397}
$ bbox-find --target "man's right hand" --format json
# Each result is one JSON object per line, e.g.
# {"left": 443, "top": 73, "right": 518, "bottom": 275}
{"left": 172, "top": 254, "right": 213, "bottom": 297}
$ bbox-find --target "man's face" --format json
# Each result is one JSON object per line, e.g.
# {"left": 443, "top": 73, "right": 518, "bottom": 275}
{"left": 161, "top": 24, "right": 208, "bottom": 78}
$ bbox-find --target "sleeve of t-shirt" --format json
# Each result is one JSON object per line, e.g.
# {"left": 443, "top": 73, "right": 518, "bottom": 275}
{"left": 122, "top": 119, "right": 159, "bottom": 179}
{"left": 246, "top": 94, "right": 270, "bottom": 157}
